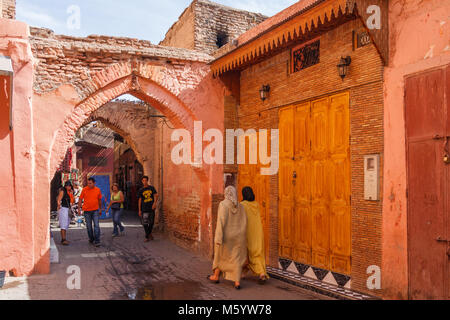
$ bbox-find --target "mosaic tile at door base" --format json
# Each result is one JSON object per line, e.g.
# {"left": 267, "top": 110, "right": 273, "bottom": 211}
{"left": 269, "top": 258, "right": 378, "bottom": 300}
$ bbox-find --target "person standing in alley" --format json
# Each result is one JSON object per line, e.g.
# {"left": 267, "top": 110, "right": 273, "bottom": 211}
{"left": 208, "top": 186, "right": 248, "bottom": 290}
{"left": 56, "top": 181, "right": 75, "bottom": 246}
{"left": 107, "top": 183, "right": 125, "bottom": 237}
{"left": 241, "top": 186, "right": 269, "bottom": 284}
{"left": 78, "top": 177, "right": 103, "bottom": 247}
{"left": 73, "top": 181, "right": 82, "bottom": 204}
{"left": 138, "top": 176, "right": 158, "bottom": 242}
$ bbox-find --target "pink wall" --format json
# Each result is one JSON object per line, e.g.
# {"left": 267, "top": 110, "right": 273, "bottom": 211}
{"left": 0, "top": 18, "right": 39, "bottom": 275}
{"left": 0, "top": 11, "right": 225, "bottom": 276}
{"left": 382, "top": 0, "right": 450, "bottom": 299}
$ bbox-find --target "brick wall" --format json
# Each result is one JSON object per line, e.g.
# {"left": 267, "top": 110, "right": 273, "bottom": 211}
{"left": 159, "top": 122, "right": 207, "bottom": 254}
{"left": 237, "top": 19, "right": 384, "bottom": 296}
{"left": 1, "top": 0, "right": 15, "bottom": 19}
{"left": 29, "top": 27, "right": 212, "bottom": 99}
{"left": 161, "top": 0, "right": 266, "bottom": 55}
{"left": 160, "top": 4, "right": 196, "bottom": 50}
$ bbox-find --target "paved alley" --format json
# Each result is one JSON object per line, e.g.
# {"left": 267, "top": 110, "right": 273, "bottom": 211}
{"left": 0, "top": 211, "right": 331, "bottom": 300}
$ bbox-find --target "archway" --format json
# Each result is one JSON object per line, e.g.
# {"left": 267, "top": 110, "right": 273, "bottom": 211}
{"left": 31, "top": 53, "right": 225, "bottom": 274}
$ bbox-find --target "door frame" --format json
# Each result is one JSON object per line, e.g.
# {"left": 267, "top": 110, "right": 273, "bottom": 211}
{"left": 277, "top": 91, "right": 352, "bottom": 275}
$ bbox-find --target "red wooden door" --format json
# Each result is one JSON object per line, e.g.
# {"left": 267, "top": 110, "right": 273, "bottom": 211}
{"left": 406, "top": 66, "right": 450, "bottom": 300}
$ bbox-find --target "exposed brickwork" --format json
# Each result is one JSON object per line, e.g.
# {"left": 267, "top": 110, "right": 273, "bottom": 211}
{"left": 166, "top": 192, "right": 202, "bottom": 247}
{"left": 223, "top": 95, "right": 238, "bottom": 174}
{"left": 30, "top": 27, "right": 213, "bottom": 100}
{"left": 1, "top": 0, "right": 15, "bottom": 19}
{"left": 160, "top": 0, "right": 267, "bottom": 55}
{"left": 236, "top": 19, "right": 384, "bottom": 296}
{"left": 160, "top": 4, "right": 196, "bottom": 50}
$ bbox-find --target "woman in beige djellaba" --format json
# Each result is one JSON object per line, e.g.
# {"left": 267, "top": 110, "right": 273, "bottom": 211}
{"left": 207, "top": 186, "right": 248, "bottom": 290}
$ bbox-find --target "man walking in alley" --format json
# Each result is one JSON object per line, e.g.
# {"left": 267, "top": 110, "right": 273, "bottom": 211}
{"left": 79, "top": 177, "right": 103, "bottom": 247}
{"left": 138, "top": 176, "right": 159, "bottom": 242}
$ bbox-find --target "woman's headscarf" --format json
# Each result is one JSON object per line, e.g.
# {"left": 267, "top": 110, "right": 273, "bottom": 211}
{"left": 242, "top": 187, "right": 255, "bottom": 202}
{"left": 224, "top": 186, "right": 238, "bottom": 208}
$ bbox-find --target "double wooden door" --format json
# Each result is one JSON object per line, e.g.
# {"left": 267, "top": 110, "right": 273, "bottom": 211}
{"left": 406, "top": 66, "right": 450, "bottom": 300}
{"left": 279, "top": 92, "right": 351, "bottom": 275}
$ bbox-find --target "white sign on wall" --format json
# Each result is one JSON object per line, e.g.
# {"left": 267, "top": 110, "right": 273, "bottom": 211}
{"left": 364, "top": 154, "right": 380, "bottom": 201}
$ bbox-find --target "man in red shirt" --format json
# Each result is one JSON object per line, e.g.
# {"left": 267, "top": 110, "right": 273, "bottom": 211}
{"left": 78, "top": 177, "right": 103, "bottom": 247}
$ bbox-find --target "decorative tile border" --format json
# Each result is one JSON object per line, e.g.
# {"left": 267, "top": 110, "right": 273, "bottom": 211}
{"left": 269, "top": 258, "right": 379, "bottom": 300}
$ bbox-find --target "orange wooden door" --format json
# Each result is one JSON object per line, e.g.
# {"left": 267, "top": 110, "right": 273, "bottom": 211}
{"left": 311, "top": 97, "right": 331, "bottom": 270}
{"left": 278, "top": 93, "right": 351, "bottom": 275}
{"left": 255, "top": 167, "right": 270, "bottom": 260}
{"left": 279, "top": 106, "right": 295, "bottom": 258}
{"left": 293, "top": 102, "right": 312, "bottom": 264}
{"left": 328, "top": 93, "right": 351, "bottom": 275}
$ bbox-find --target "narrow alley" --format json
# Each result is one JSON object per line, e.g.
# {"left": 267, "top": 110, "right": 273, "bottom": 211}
{"left": 0, "top": 211, "right": 330, "bottom": 301}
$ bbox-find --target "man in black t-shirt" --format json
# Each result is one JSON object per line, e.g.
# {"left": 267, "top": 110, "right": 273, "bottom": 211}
{"left": 138, "top": 176, "right": 159, "bottom": 242}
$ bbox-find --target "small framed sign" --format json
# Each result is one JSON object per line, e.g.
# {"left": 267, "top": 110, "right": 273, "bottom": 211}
{"left": 356, "top": 31, "right": 372, "bottom": 48}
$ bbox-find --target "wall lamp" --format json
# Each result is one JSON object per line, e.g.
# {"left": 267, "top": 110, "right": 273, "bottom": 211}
{"left": 0, "top": 56, "right": 13, "bottom": 130}
{"left": 337, "top": 56, "right": 352, "bottom": 80}
{"left": 259, "top": 84, "right": 270, "bottom": 102}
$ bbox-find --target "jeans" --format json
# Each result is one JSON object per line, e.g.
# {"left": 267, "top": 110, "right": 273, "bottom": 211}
{"left": 142, "top": 211, "right": 155, "bottom": 239}
{"left": 84, "top": 210, "right": 101, "bottom": 244}
{"left": 112, "top": 208, "right": 125, "bottom": 235}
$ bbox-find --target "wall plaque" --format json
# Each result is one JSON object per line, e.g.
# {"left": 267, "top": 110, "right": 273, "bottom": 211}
{"left": 357, "top": 31, "right": 372, "bottom": 48}
{"left": 291, "top": 39, "right": 320, "bottom": 73}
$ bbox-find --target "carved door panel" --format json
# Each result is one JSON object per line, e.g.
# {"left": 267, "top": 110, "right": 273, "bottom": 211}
{"left": 293, "top": 102, "right": 312, "bottom": 264}
{"left": 279, "top": 93, "right": 351, "bottom": 275}
{"left": 279, "top": 107, "right": 295, "bottom": 258}
{"left": 311, "top": 98, "right": 331, "bottom": 270}
{"left": 328, "top": 93, "right": 351, "bottom": 275}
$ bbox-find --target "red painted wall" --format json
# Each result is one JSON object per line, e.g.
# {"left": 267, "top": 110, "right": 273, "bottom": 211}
{"left": 0, "top": 18, "right": 37, "bottom": 276}
{"left": 382, "top": 0, "right": 450, "bottom": 299}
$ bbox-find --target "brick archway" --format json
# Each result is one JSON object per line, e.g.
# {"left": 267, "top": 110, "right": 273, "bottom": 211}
{"left": 24, "top": 29, "right": 226, "bottom": 275}
{"left": 49, "top": 71, "right": 203, "bottom": 178}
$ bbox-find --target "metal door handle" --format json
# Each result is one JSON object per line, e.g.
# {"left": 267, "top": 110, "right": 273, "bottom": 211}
{"left": 436, "top": 236, "right": 450, "bottom": 243}
{"left": 433, "top": 135, "right": 450, "bottom": 140}
{"left": 444, "top": 154, "right": 450, "bottom": 164}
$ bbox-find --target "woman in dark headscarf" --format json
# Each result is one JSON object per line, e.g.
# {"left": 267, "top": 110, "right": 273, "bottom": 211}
{"left": 241, "top": 187, "right": 269, "bottom": 284}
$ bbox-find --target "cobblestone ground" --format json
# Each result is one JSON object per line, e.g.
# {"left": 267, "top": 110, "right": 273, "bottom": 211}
{"left": 0, "top": 211, "right": 331, "bottom": 300}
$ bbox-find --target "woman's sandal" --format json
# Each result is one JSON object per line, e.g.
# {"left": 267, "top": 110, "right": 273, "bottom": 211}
{"left": 234, "top": 284, "right": 241, "bottom": 290}
{"left": 61, "top": 240, "right": 70, "bottom": 246}
{"left": 207, "top": 275, "right": 220, "bottom": 284}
